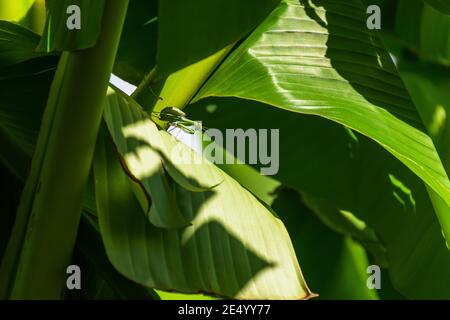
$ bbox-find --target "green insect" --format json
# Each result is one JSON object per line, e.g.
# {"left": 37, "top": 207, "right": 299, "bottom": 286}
{"left": 152, "top": 106, "right": 203, "bottom": 135}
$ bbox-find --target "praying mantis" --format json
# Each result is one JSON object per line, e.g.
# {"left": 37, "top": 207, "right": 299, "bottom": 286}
{"left": 152, "top": 106, "right": 204, "bottom": 135}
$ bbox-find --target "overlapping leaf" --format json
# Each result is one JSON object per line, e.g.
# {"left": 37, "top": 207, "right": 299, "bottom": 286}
{"left": 156, "top": 0, "right": 280, "bottom": 78}
{"left": 188, "top": 97, "right": 450, "bottom": 298}
{"left": 103, "top": 88, "right": 221, "bottom": 228}
{"left": 201, "top": 150, "right": 384, "bottom": 299}
{"left": 94, "top": 119, "right": 313, "bottom": 299}
{"left": 195, "top": 0, "right": 450, "bottom": 238}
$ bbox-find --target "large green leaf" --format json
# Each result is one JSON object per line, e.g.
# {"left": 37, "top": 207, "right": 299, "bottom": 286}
{"left": 195, "top": 0, "right": 450, "bottom": 239}
{"left": 192, "top": 131, "right": 390, "bottom": 299}
{"left": 93, "top": 123, "right": 313, "bottom": 299}
{"left": 155, "top": 0, "right": 280, "bottom": 78}
{"left": 132, "top": 0, "right": 281, "bottom": 114}
{"left": 37, "top": 0, "right": 105, "bottom": 52}
{"left": 105, "top": 90, "right": 222, "bottom": 193}
{"left": 188, "top": 97, "right": 450, "bottom": 299}
{"left": 103, "top": 88, "right": 222, "bottom": 228}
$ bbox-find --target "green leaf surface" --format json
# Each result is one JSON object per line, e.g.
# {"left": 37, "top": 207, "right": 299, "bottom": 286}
{"left": 188, "top": 97, "right": 450, "bottom": 299}
{"left": 398, "top": 59, "right": 450, "bottom": 170}
{"left": 159, "top": 132, "right": 223, "bottom": 192}
{"left": 0, "top": 0, "right": 34, "bottom": 22}
{"left": 156, "top": 0, "right": 280, "bottom": 78}
{"left": 301, "top": 193, "right": 388, "bottom": 267}
{"left": 113, "top": 0, "right": 158, "bottom": 85}
{"left": 0, "top": 56, "right": 158, "bottom": 300}
{"left": 103, "top": 88, "right": 221, "bottom": 228}
{"left": 392, "top": 0, "right": 450, "bottom": 65}
{"left": 70, "top": 216, "right": 160, "bottom": 300}
{"left": 195, "top": 0, "right": 450, "bottom": 239}
{"left": 18, "top": 0, "right": 47, "bottom": 35}
{"left": 93, "top": 123, "right": 313, "bottom": 299}
{"left": 1, "top": 0, "right": 129, "bottom": 299}
{"left": 37, "top": 0, "right": 105, "bottom": 52}
{"left": 423, "top": 0, "right": 450, "bottom": 14}
{"left": 0, "top": 20, "right": 43, "bottom": 68}
{"left": 155, "top": 290, "right": 218, "bottom": 300}
{"left": 272, "top": 187, "right": 379, "bottom": 299}
{"left": 0, "top": 23, "right": 57, "bottom": 178}
{"left": 0, "top": 56, "right": 57, "bottom": 178}
{"left": 191, "top": 138, "right": 385, "bottom": 299}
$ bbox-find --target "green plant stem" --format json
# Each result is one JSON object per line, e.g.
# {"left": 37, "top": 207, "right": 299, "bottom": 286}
{"left": 0, "top": 0, "right": 129, "bottom": 299}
